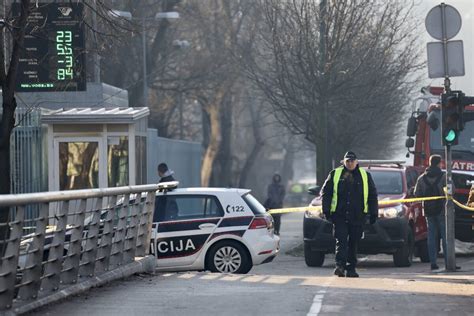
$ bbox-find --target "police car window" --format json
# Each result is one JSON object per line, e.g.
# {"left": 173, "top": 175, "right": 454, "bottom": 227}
{"left": 242, "top": 193, "right": 266, "bottom": 215}
{"left": 154, "top": 195, "right": 223, "bottom": 221}
{"left": 370, "top": 171, "right": 403, "bottom": 195}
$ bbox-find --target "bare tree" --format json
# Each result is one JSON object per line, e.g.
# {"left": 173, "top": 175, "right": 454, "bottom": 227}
{"left": 0, "top": 0, "right": 154, "bottom": 253}
{"left": 166, "top": 0, "right": 255, "bottom": 187}
{"left": 0, "top": 0, "right": 30, "bottom": 254}
{"left": 246, "top": 0, "right": 424, "bottom": 183}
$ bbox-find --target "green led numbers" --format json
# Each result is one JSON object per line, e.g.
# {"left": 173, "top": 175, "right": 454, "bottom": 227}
{"left": 56, "top": 30, "right": 74, "bottom": 81}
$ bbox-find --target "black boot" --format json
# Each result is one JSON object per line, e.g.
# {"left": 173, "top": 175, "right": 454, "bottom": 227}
{"left": 333, "top": 266, "right": 345, "bottom": 277}
{"left": 345, "top": 269, "right": 359, "bottom": 278}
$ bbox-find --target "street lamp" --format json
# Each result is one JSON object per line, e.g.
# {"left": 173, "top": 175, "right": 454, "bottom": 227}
{"left": 109, "top": 10, "right": 180, "bottom": 107}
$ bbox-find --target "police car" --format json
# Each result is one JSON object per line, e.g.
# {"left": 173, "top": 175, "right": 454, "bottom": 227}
{"left": 151, "top": 184, "right": 280, "bottom": 274}
{"left": 17, "top": 184, "right": 279, "bottom": 275}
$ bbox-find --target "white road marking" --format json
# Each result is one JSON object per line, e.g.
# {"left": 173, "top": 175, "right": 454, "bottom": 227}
{"left": 307, "top": 290, "right": 326, "bottom": 316}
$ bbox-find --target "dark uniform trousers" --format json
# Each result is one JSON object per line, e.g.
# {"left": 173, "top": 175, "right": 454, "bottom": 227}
{"left": 333, "top": 219, "right": 363, "bottom": 271}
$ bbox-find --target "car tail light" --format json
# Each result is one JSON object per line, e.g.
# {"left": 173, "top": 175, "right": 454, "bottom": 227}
{"left": 249, "top": 216, "right": 272, "bottom": 229}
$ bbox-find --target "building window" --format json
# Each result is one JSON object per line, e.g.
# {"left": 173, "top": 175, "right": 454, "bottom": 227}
{"left": 108, "top": 136, "right": 129, "bottom": 187}
{"left": 59, "top": 141, "right": 99, "bottom": 190}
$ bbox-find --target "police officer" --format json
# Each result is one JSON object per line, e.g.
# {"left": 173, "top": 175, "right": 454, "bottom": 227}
{"left": 321, "top": 151, "right": 378, "bottom": 277}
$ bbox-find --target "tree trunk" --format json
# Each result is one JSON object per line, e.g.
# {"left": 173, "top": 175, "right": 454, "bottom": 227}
{"left": 280, "top": 148, "right": 294, "bottom": 186}
{"left": 0, "top": 98, "right": 16, "bottom": 256}
{"left": 213, "top": 94, "right": 233, "bottom": 186}
{"left": 316, "top": 141, "right": 327, "bottom": 186}
{"left": 201, "top": 103, "right": 221, "bottom": 187}
{"left": 238, "top": 102, "right": 264, "bottom": 188}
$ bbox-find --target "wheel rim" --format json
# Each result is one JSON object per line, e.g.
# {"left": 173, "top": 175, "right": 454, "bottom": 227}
{"left": 214, "top": 246, "right": 242, "bottom": 273}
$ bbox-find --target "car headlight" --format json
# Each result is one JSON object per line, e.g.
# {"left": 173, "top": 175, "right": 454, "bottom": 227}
{"left": 379, "top": 204, "right": 404, "bottom": 218}
{"left": 305, "top": 208, "right": 323, "bottom": 218}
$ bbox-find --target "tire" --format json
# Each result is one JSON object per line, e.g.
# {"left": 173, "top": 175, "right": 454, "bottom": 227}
{"left": 304, "top": 242, "right": 325, "bottom": 267}
{"left": 417, "top": 239, "right": 430, "bottom": 263}
{"left": 393, "top": 227, "right": 414, "bottom": 267}
{"left": 207, "top": 241, "right": 252, "bottom": 274}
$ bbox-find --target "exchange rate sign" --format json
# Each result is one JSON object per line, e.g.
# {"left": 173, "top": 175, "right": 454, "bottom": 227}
{"left": 13, "top": 3, "right": 86, "bottom": 92}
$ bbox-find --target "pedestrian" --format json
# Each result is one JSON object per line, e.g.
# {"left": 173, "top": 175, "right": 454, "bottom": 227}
{"left": 414, "top": 154, "right": 447, "bottom": 270}
{"left": 264, "top": 173, "right": 286, "bottom": 235}
{"left": 157, "top": 163, "right": 176, "bottom": 183}
{"left": 321, "top": 151, "right": 378, "bottom": 278}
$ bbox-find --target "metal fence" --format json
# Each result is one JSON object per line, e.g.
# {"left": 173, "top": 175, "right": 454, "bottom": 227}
{"left": 0, "top": 184, "right": 159, "bottom": 312}
{"left": 10, "top": 108, "right": 44, "bottom": 195}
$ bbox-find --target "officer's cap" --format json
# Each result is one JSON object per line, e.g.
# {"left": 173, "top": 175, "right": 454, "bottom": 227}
{"left": 343, "top": 151, "right": 357, "bottom": 161}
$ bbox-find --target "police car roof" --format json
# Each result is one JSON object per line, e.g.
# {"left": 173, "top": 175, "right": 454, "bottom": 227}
{"left": 170, "top": 187, "right": 251, "bottom": 195}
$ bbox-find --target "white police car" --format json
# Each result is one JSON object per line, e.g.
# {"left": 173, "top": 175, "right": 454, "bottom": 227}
{"left": 151, "top": 185, "right": 280, "bottom": 274}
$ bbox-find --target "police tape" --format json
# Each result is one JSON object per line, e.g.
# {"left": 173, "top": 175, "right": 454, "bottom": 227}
{"left": 452, "top": 198, "right": 474, "bottom": 212}
{"left": 266, "top": 195, "right": 472, "bottom": 215}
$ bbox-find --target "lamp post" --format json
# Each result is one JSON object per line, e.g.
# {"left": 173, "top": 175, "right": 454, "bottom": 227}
{"left": 109, "top": 10, "right": 179, "bottom": 107}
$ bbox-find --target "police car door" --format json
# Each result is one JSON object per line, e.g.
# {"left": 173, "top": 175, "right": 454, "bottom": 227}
{"left": 152, "top": 194, "right": 223, "bottom": 267}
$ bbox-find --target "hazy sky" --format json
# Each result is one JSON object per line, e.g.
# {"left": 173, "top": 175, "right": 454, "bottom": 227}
{"left": 420, "top": 0, "right": 474, "bottom": 94}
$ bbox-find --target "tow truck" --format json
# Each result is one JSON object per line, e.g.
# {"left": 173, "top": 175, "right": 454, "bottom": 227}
{"left": 405, "top": 86, "right": 474, "bottom": 242}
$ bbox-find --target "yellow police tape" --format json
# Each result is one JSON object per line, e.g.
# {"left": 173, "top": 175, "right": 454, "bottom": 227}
{"left": 267, "top": 195, "right": 474, "bottom": 215}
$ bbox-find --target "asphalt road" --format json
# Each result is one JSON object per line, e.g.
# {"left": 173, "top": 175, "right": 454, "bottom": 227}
{"left": 33, "top": 212, "right": 474, "bottom": 316}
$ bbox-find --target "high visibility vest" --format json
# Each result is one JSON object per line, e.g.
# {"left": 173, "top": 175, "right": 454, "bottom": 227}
{"left": 330, "top": 166, "right": 369, "bottom": 214}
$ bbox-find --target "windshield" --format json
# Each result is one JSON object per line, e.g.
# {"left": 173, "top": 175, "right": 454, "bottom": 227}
{"left": 430, "top": 111, "right": 474, "bottom": 159}
{"left": 369, "top": 170, "right": 403, "bottom": 195}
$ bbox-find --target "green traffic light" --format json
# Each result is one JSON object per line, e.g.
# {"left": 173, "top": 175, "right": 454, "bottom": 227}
{"left": 445, "top": 129, "right": 456, "bottom": 142}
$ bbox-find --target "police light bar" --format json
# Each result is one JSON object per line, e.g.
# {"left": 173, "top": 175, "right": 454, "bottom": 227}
{"left": 157, "top": 181, "right": 179, "bottom": 190}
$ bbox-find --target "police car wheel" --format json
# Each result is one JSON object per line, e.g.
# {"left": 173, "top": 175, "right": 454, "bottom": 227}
{"left": 207, "top": 241, "right": 252, "bottom": 274}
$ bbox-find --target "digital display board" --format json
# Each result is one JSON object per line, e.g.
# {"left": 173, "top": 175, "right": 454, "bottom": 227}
{"left": 12, "top": 2, "right": 86, "bottom": 92}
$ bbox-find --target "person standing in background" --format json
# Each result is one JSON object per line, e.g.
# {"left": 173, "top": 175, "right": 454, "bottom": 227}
{"left": 264, "top": 173, "right": 286, "bottom": 235}
{"left": 158, "top": 163, "right": 176, "bottom": 183}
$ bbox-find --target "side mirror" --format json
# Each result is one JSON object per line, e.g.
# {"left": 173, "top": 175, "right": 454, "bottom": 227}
{"left": 405, "top": 137, "right": 415, "bottom": 148}
{"left": 307, "top": 185, "right": 321, "bottom": 196}
{"left": 406, "top": 116, "right": 418, "bottom": 137}
{"left": 426, "top": 111, "right": 439, "bottom": 130}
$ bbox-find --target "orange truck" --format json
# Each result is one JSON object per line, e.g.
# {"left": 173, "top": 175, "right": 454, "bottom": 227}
{"left": 405, "top": 86, "right": 474, "bottom": 242}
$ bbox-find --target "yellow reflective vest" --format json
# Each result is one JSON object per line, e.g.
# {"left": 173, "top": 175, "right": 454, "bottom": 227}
{"left": 330, "top": 166, "right": 369, "bottom": 214}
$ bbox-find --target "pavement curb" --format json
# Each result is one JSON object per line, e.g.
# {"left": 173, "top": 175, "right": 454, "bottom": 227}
{"left": 8, "top": 255, "right": 156, "bottom": 316}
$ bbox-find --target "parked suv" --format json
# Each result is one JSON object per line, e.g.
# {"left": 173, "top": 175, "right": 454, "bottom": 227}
{"left": 303, "top": 161, "right": 429, "bottom": 267}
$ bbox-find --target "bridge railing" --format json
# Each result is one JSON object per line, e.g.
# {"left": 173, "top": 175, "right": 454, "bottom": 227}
{"left": 0, "top": 184, "right": 159, "bottom": 311}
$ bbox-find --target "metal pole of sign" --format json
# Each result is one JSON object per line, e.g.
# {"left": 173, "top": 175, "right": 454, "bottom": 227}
{"left": 440, "top": 3, "right": 456, "bottom": 272}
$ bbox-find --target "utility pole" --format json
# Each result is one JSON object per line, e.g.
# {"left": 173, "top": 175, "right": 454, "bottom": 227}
{"left": 425, "top": 2, "right": 464, "bottom": 272}
{"left": 441, "top": 4, "right": 456, "bottom": 272}
{"left": 92, "top": 0, "right": 100, "bottom": 83}
{"left": 142, "top": 18, "right": 148, "bottom": 107}
{"left": 319, "top": 0, "right": 328, "bottom": 179}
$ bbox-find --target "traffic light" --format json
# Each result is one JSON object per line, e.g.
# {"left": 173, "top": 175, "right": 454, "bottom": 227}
{"left": 441, "top": 91, "right": 463, "bottom": 146}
